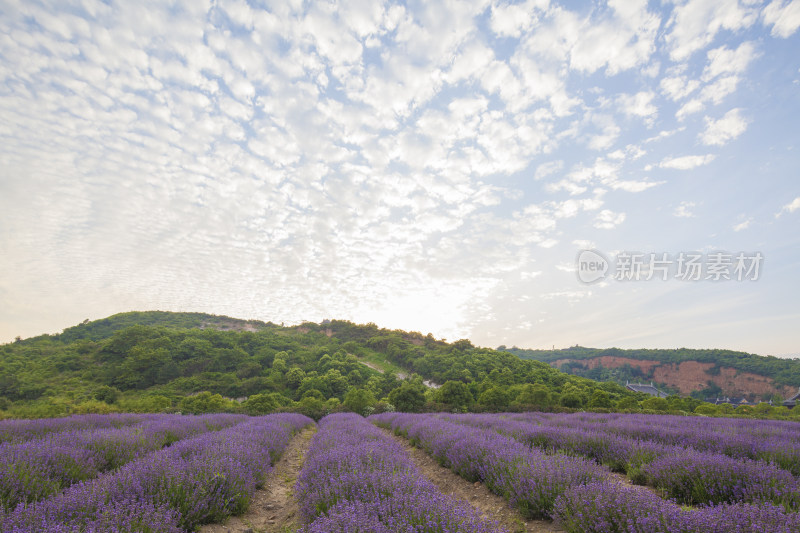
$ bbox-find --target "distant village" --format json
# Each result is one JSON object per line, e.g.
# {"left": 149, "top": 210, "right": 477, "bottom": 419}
{"left": 626, "top": 381, "right": 800, "bottom": 409}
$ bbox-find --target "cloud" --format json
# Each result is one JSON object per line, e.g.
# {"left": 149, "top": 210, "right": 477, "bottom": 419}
{"left": 660, "top": 74, "right": 700, "bottom": 101}
{"left": 659, "top": 154, "right": 716, "bottom": 170}
{"left": 674, "top": 201, "right": 697, "bottom": 218}
{"left": 534, "top": 160, "right": 564, "bottom": 180}
{"left": 617, "top": 91, "right": 658, "bottom": 125}
{"left": 568, "top": 0, "right": 661, "bottom": 75}
{"left": 733, "top": 217, "right": 752, "bottom": 231}
{"left": 594, "top": 209, "right": 626, "bottom": 229}
{"left": 777, "top": 197, "right": 800, "bottom": 217}
{"left": 665, "top": 0, "right": 759, "bottom": 61}
{"left": 700, "top": 108, "right": 749, "bottom": 146}
{"left": 702, "top": 42, "right": 758, "bottom": 81}
{"left": 762, "top": 0, "right": 800, "bottom": 38}
{"left": 489, "top": 0, "right": 549, "bottom": 38}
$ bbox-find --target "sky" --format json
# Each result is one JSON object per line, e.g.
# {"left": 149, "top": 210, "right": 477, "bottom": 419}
{"left": 1, "top": 0, "right": 799, "bottom": 357}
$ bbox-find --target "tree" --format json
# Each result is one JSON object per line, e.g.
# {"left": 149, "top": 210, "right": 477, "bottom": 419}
{"left": 286, "top": 367, "right": 306, "bottom": 389}
{"left": 587, "top": 390, "right": 612, "bottom": 409}
{"left": 616, "top": 396, "right": 640, "bottom": 410}
{"left": 560, "top": 384, "right": 586, "bottom": 408}
{"left": 244, "top": 393, "right": 279, "bottom": 415}
{"left": 93, "top": 385, "right": 120, "bottom": 404}
{"left": 438, "top": 381, "right": 473, "bottom": 410}
{"left": 478, "top": 387, "right": 510, "bottom": 410}
{"left": 343, "top": 388, "right": 377, "bottom": 415}
{"left": 388, "top": 382, "right": 426, "bottom": 413}
{"left": 515, "top": 384, "right": 550, "bottom": 407}
{"left": 694, "top": 403, "right": 718, "bottom": 416}
{"left": 180, "top": 392, "right": 227, "bottom": 414}
{"left": 641, "top": 397, "right": 669, "bottom": 411}
{"left": 236, "top": 361, "right": 262, "bottom": 379}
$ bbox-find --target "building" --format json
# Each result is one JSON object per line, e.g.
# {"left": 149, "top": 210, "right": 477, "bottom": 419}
{"left": 705, "top": 396, "right": 758, "bottom": 407}
{"left": 782, "top": 387, "right": 800, "bottom": 409}
{"left": 625, "top": 381, "right": 669, "bottom": 398}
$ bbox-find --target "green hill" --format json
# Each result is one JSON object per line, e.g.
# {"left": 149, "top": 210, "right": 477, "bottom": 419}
{"left": 503, "top": 345, "right": 800, "bottom": 400}
{"left": 0, "top": 311, "right": 643, "bottom": 418}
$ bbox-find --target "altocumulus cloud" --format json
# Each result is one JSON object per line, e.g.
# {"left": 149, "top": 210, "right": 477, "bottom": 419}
{"left": 1, "top": 0, "right": 799, "bottom": 355}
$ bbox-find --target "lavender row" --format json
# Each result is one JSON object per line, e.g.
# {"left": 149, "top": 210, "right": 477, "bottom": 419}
{"left": 509, "top": 411, "right": 800, "bottom": 474}
{"left": 0, "top": 413, "right": 145, "bottom": 444}
{"left": 0, "top": 413, "right": 247, "bottom": 512}
{"left": 295, "top": 413, "right": 502, "bottom": 533}
{"left": 552, "top": 480, "right": 800, "bottom": 533}
{"left": 370, "top": 412, "right": 608, "bottom": 519}
{"left": 2, "top": 413, "right": 312, "bottom": 532}
{"left": 445, "top": 413, "right": 800, "bottom": 509}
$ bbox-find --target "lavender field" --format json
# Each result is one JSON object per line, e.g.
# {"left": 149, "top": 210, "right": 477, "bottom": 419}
{"left": 370, "top": 412, "right": 800, "bottom": 532}
{"left": 2, "top": 411, "right": 800, "bottom": 532}
{"left": 0, "top": 412, "right": 312, "bottom": 532}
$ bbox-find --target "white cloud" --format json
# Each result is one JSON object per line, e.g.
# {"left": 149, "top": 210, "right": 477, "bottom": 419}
{"left": 594, "top": 209, "right": 626, "bottom": 229}
{"left": 489, "top": 0, "right": 549, "bottom": 38}
{"left": 763, "top": 0, "right": 800, "bottom": 38}
{"left": 534, "top": 160, "right": 564, "bottom": 180}
{"left": 610, "top": 179, "right": 662, "bottom": 192}
{"left": 674, "top": 201, "right": 697, "bottom": 218}
{"left": 660, "top": 75, "right": 700, "bottom": 101}
{"left": 665, "top": 0, "right": 759, "bottom": 61}
{"left": 617, "top": 91, "right": 658, "bottom": 125}
{"left": 733, "top": 217, "right": 752, "bottom": 231}
{"left": 777, "top": 197, "right": 800, "bottom": 216}
{"left": 568, "top": 0, "right": 661, "bottom": 75}
{"left": 659, "top": 154, "right": 716, "bottom": 170}
{"left": 702, "top": 42, "right": 758, "bottom": 81}
{"left": 700, "top": 108, "right": 749, "bottom": 146}
{"left": 572, "top": 239, "right": 595, "bottom": 249}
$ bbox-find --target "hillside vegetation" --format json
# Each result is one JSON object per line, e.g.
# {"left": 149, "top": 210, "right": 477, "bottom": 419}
{"left": 0, "top": 312, "right": 646, "bottom": 419}
{"left": 505, "top": 345, "right": 800, "bottom": 400}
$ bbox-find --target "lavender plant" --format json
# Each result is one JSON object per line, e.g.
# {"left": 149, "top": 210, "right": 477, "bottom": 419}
{"left": 552, "top": 481, "right": 800, "bottom": 533}
{"left": 2, "top": 413, "right": 312, "bottom": 532}
{"left": 297, "top": 413, "right": 504, "bottom": 533}
{"left": 642, "top": 449, "right": 800, "bottom": 509}
{"left": 372, "top": 413, "right": 608, "bottom": 519}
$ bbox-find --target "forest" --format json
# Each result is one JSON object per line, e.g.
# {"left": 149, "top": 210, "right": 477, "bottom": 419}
{"left": 0, "top": 312, "right": 649, "bottom": 419}
{"left": 505, "top": 345, "right": 800, "bottom": 389}
{"left": 1, "top": 312, "right": 795, "bottom": 420}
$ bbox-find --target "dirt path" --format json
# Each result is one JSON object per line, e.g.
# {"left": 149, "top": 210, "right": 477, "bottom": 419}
{"left": 200, "top": 426, "right": 316, "bottom": 533}
{"left": 380, "top": 428, "right": 562, "bottom": 533}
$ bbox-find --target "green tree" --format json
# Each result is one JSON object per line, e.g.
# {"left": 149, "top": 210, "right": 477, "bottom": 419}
{"left": 478, "top": 386, "right": 510, "bottom": 410}
{"left": 716, "top": 402, "right": 735, "bottom": 414}
{"left": 438, "top": 381, "right": 473, "bottom": 410}
{"left": 244, "top": 393, "right": 279, "bottom": 415}
{"left": 343, "top": 388, "right": 377, "bottom": 415}
{"left": 93, "top": 385, "right": 120, "bottom": 404}
{"left": 515, "top": 384, "right": 550, "bottom": 407}
{"left": 286, "top": 367, "right": 306, "bottom": 389}
{"left": 641, "top": 397, "right": 669, "bottom": 411}
{"left": 295, "top": 396, "right": 326, "bottom": 420}
{"left": 616, "top": 396, "right": 640, "bottom": 410}
{"left": 236, "top": 361, "right": 262, "bottom": 379}
{"left": 587, "top": 390, "right": 612, "bottom": 409}
{"left": 388, "top": 382, "right": 426, "bottom": 413}
{"left": 180, "top": 392, "right": 227, "bottom": 414}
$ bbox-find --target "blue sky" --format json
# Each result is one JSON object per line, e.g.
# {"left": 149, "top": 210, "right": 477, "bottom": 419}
{"left": 1, "top": 0, "right": 799, "bottom": 356}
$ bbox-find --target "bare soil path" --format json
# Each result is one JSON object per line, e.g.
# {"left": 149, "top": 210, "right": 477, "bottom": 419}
{"left": 200, "top": 426, "right": 316, "bottom": 533}
{"left": 380, "top": 427, "right": 563, "bottom": 533}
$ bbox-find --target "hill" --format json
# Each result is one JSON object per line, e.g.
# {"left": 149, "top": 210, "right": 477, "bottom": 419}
{"left": 503, "top": 345, "right": 800, "bottom": 401}
{"left": 0, "top": 311, "right": 644, "bottom": 418}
